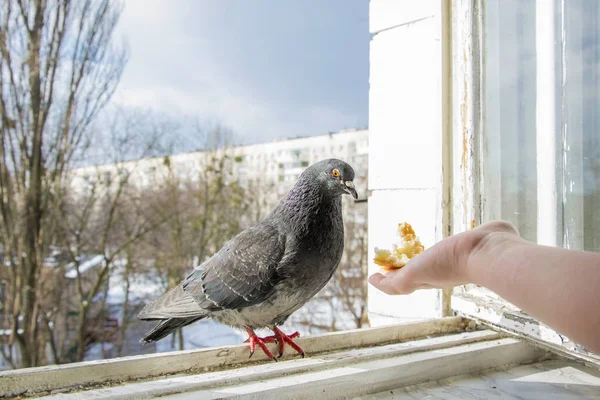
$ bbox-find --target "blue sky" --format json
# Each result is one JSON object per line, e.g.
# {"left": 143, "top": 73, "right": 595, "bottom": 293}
{"left": 113, "top": 0, "right": 370, "bottom": 146}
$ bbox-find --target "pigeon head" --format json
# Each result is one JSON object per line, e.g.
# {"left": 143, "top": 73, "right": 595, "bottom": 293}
{"left": 301, "top": 158, "right": 358, "bottom": 200}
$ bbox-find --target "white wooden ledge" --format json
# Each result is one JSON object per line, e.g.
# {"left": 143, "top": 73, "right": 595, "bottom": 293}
{"left": 1, "top": 317, "right": 469, "bottom": 398}
{"left": 452, "top": 292, "right": 600, "bottom": 366}
{"left": 36, "top": 330, "right": 546, "bottom": 399}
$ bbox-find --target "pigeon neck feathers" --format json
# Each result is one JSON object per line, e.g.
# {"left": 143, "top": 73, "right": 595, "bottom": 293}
{"left": 274, "top": 174, "right": 342, "bottom": 234}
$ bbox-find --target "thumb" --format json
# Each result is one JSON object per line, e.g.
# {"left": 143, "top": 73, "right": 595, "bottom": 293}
{"left": 368, "top": 272, "right": 386, "bottom": 286}
{"left": 369, "top": 270, "right": 415, "bottom": 295}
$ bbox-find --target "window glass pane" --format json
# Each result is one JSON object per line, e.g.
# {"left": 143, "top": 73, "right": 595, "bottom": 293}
{"left": 484, "top": 0, "right": 538, "bottom": 242}
{"left": 563, "top": 0, "right": 600, "bottom": 250}
{"left": 484, "top": 0, "right": 600, "bottom": 251}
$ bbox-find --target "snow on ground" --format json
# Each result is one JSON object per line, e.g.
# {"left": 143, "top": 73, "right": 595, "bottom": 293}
{"left": 155, "top": 319, "right": 245, "bottom": 352}
{"left": 106, "top": 265, "right": 165, "bottom": 307}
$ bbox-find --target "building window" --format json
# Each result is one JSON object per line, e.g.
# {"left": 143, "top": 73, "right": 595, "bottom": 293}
{"left": 349, "top": 142, "right": 357, "bottom": 153}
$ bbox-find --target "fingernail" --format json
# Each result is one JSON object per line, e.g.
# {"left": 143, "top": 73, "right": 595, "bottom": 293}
{"left": 368, "top": 274, "right": 382, "bottom": 285}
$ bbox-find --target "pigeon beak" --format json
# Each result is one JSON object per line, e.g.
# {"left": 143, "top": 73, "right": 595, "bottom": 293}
{"left": 342, "top": 180, "right": 358, "bottom": 199}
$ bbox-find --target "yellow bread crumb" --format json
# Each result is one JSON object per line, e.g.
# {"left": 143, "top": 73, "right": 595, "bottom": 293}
{"left": 373, "top": 222, "right": 425, "bottom": 271}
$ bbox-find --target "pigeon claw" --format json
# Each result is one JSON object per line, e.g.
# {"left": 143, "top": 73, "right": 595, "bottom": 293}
{"left": 244, "top": 327, "right": 305, "bottom": 360}
{"left": 245, "top": 328, "right": 277, "bottom": 361}
{"left": 270, "top": 327, "right": 304, "bottom": 359}
{"left": 261, "top": 335, "right": 279, "bottom": 345}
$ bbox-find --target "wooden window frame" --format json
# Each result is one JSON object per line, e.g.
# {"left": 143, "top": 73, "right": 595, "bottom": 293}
{"left": 447, "top": 0, "right": 600, "bottom": 363}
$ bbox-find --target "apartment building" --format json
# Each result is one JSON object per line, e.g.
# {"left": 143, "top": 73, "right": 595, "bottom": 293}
{"left": 71, "top": 128, "right": 369, "bottom": 205}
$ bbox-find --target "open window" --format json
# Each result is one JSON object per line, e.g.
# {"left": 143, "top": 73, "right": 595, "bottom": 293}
{"left": 449, "top": 0, "right": 600, "bottom": 363}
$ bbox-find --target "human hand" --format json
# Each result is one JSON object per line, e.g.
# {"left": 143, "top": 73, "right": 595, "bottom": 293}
{"left": 368, "top": 221, "right": 521, "bottom": 295}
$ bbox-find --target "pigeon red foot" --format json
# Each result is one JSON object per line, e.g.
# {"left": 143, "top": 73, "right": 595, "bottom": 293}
{"left": 244, "top": 327, "right": 304, "bottom": 360}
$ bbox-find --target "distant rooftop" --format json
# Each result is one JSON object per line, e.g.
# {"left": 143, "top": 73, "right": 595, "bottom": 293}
{"left": 74, "top": 127, "right": 369, "bottom": 170}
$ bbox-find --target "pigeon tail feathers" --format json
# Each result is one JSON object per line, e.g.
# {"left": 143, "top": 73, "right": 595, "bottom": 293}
{"left": 140, "top": 316, "right": 204, "bottom": 343}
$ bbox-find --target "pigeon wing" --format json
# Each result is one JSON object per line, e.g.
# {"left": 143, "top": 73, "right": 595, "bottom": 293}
{"left": 183, "top": 223, "right": 286, "bottom": 311}
{"left": 138, "top": 284, "right": 205, "bottom": 320}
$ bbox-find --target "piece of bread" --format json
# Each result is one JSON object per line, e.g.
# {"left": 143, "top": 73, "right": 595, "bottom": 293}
{"left": 373, "top": 222, "right": 424, "bottom": 271}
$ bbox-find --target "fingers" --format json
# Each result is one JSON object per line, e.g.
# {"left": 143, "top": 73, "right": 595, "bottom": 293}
{"left": 368, "top": 272, "right": 397, "bottom": 294}
{"left": 368, "top": 270, "right": 418, "bottom": 295}
{"left": 368, "top": 272, "right": 392, "bottom": 292}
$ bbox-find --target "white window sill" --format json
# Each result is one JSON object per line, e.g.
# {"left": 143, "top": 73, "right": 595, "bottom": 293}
{"left": 1, "top": 316, "right": 597, "bottom": 399}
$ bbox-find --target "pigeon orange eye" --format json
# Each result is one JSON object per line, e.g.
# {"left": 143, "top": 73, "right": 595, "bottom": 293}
{"left": 332, "top": 169, "right": 340, "bottom": 177}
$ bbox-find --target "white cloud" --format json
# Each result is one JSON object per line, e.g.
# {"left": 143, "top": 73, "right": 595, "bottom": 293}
{"left": 111, "top": 1, "right": 368, "bottom": 144}
{"left": 112, "top": 84, "right": 360, "bottom": 143}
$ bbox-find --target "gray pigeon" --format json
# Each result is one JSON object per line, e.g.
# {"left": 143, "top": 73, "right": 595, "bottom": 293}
{"left": 138, "top": 159, "right": 358, "bottom": 359}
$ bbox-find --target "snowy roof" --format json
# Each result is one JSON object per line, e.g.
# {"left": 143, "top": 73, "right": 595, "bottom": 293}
{"left": 64, "top": 255, "right": 105, "bottom": 279}
{"left": 106, "top": 267, "right": 165, "bottom": 306}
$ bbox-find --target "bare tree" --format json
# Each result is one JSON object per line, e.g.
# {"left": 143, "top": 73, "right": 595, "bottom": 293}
{"left": 54, "top": 115, "right": 174, "bottom": 362}
{"left": 334, "top": 201, "right": 370, "bottom": 329}
{"left": 113, "top": 240, "right": 142, "bottom": 358}
{"left": 245, "top": 177, "right": 279, "bottom": 225}
{"left": 57, "top": 169, "right": 155, "bottom": 361}
{"left": 0, "top": 0, "right": 126, "bottom": 367}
